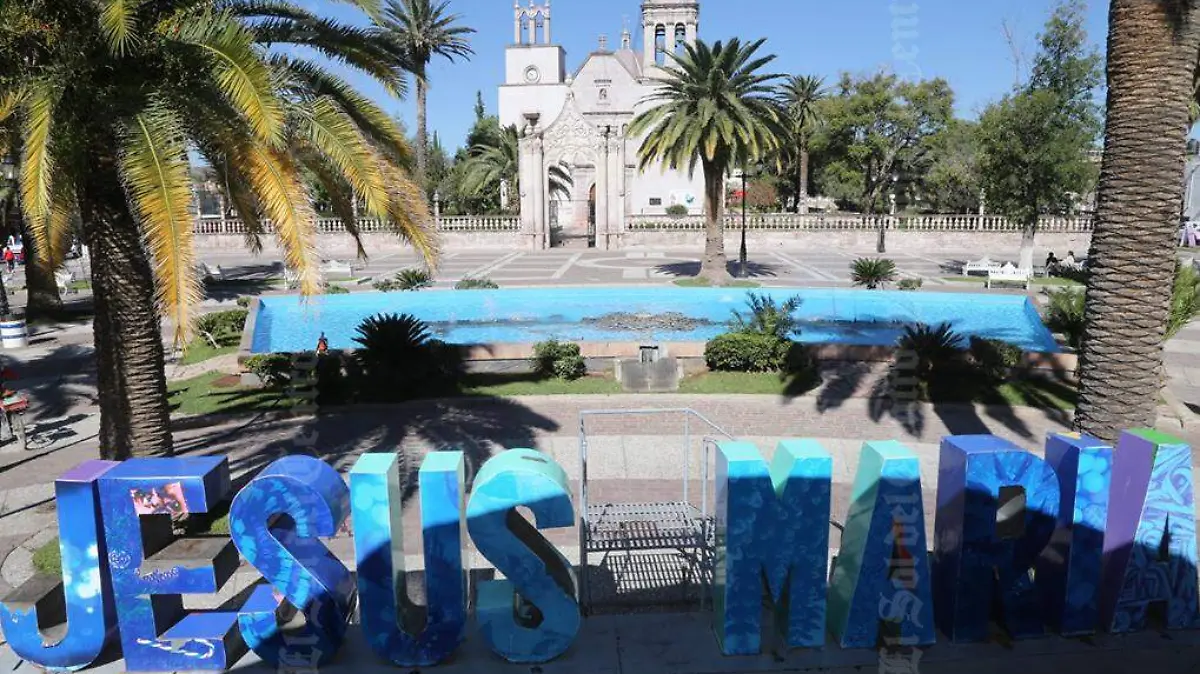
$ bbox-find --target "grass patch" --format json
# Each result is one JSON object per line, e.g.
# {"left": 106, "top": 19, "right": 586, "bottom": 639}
{"left": 463, "top": 373, "right": 623, "bottom": 396}
{"left": 178, "top": 343, "right": 238, "bottom": 366}
{"left": 33, "top": 538, "right": 61, "bottom": 576}
{"left": 985, "top": 378, "right": 1078, "bottom": 411}
{"left": 168, "top": 371, "right": 288, "bottom": 416}
{"left": 68, "top": 279, "right": 91, "bottom": 291}
{"left": 673, "top": 278, "right": 761, "bottom": 288}
{"left": 941, "top": 276, "right": 1083, "bottom": 288}
{"left": 678, "top": 371, "right": 787, "bottom": 394}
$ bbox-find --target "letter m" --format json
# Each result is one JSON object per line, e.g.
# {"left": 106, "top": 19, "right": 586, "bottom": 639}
{"left": 714, "top": 441, "right": 832, "bottom": 655}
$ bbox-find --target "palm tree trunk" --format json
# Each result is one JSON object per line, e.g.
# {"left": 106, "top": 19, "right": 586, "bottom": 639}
{"left": 1075, "top": 0, "right": 1200, "bottom": 442}
{"left": 80, "top": 157, "right": 173, "bottom": 459}
{"left": 1019, "top": 220, "right": 1037, "bottom": 271}
{"left": 700, "top": 161, "right": 730, "bottom": 282}
{"left": 416, "top": 78, "right": 429, "bottom": 184}
{"left": 23, "top": 234, "right": 62, "bottom": 317}
{"left": 799, "top": 145, "right": 810, "bottom": 214}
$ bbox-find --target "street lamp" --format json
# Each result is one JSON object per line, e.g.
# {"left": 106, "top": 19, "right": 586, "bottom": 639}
{"left": 740, "top": 161, "right": 763, "bottom": 278}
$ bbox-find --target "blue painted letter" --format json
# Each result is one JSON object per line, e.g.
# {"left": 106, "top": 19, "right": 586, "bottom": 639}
{"left": 466, "top": 449, "right": 579, "bottom": 662}
{"left": 714, "top": 440, "right": 831, "bottom": 654}
{"left": 933, "top": 436, "right": 1060, "bottom": 642}
{"left": 828, "top": 441, "right": 936, "bottom": 649}
{"left": 351, "top": 451, "right": 467, "bottom": 666}
{"left": 229, "top": 455, "right": 354, "bottom": 668}
{"left": 1, "top": 461, "right": 117, "bottom": 671}
{"left": 98, "top": 457, "right": 242, "bottom": 671}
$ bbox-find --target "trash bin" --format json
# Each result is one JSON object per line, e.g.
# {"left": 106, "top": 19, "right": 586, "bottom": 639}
{"left": 0, "top": 312, "right": 28, "bottom": 349}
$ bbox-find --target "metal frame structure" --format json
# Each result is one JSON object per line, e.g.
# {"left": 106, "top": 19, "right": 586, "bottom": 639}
{"left": 577, "top": 408, "right": 732, "bottom": 612}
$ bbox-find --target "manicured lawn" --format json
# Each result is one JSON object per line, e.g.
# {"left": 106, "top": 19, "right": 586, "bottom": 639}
{"left": 941, "top": 276, "right": 1083, "bottom": 287}
{"left": 988, "top": 379, "right": 1078, "bottom": 411}
{"left": 678, "top": 371, "right": 791, "bottom": 394}
{"left": 32, "top": 539, "right": 60, "bottom": 576}
{"left": 673, "top": 278, "right": 761, "bottom": 288}
{"left": 178, "top": 343, "right": 238, "bottom": 366}
{"left": 68, "top": 279, "right": 91, "bottom": 291}
{"left": 463, "top": 373, "right": 623, "bottom": 396}
{"left": 168, "top": 372, "right": 289, "bottom": 416}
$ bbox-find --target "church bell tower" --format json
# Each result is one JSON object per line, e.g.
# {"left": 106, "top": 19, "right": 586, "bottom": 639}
{"left": 505, "top": 1, "right": 566, "bottom": 88}
{"left": 641, "top": 0, "right": 699, "bottom": 73}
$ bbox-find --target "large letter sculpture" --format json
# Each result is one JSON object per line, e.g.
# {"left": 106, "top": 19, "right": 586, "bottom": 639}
{"left": 933, "top": 436, "right": 1060, "bottom": 642}
{"left": 230, "top": 455, "right": 355, "bottom": 668}
{"left": 1038, "top": 433, "right": 1112, "bottom": 636}
{"left": 351, "top": 451, "right": 468, "bottom": 666}
{"left": 0, "top": 460, "right": 117, "bottom": 671}
{"left": 828, "top": 441, "right": 936, "bottom": 649}
{"left": 98, "top": 457, "right": 242, "bottom": 671}
{"left": 714, "top": 440, "right": 831, "bottom": 654}
{"left": 1100, "top": 430, "right": 1200, "bottom": 632}
{"left": 466, "top": 449, "right": 579, "bottom": 663}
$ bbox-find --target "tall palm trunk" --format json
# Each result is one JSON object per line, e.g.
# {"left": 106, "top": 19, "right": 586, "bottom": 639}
{"left": 416, "top": 76, "right": 429, "bottom": 183}
{"left": 1075, "top": 0, "right": 1200, "bottom": 442}
{"left": 1019, "top": 219, "right": 1037, "bottom": 271}
{"left": 700, "top": 160, "right": 730, "bottom": 282}
{"left": 23, "top": 236, "right": 63, "bottom": 316}
{"left": 798, "top": 143, "right": 810, "bottom": 214}
{"left": 80, "top": 156, "right": 173, "bottom": 459}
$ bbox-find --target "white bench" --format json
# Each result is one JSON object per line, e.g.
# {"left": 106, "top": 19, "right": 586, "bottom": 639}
{"left": 962, "top": 257, "right": 1002, "bottom": 277}
{"left": 319, "top": 259, "right": 354, "bottom": 278}
{"left": 986, "top": 263, "right": 1032, "bottom": 290}
{"left": 200, "top": 263, "right": 225, "bottom": 282}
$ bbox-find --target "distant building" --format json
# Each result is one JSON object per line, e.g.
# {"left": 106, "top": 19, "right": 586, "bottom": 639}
{"left": 500, "top": 0, "right": 706, "bottom": 249}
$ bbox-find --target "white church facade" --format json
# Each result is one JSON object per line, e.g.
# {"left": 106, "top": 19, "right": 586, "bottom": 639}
{"left": 499, "top": 0, "right": 707, "bottom": 249}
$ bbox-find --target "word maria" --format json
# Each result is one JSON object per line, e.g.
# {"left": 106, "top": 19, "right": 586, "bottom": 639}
{"left": 2, "top": 431, "right": 1198, "bottom": 672}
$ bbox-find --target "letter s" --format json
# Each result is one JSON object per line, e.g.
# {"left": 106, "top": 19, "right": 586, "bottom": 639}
{"left": 467, "top": 449, "right": 579, "bottom": 663}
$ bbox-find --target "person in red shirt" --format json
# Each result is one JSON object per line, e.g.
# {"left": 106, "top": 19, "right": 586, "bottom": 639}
{"left": 2, "top": 247, "right": 13, "bottom": 273}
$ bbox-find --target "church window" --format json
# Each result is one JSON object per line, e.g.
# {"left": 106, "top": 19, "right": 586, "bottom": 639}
{"left": 534, "top": 13, "right": 546, "bottom": 44}
{"left": 649, "top": 198, "right": 663, "bottom": 206}
{"left": 654, "top": 25, "right": 667, "bottom": 66}
{"left": 520, "top": 14, "right": 531, "bottom": 45}
{"left": 675, "top": 24, "right": 687, "bottom": 55}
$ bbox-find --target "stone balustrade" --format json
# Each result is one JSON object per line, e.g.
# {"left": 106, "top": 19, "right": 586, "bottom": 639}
{"left": 193, "top": 215, "right": 521, "bottom": 235}
{"left": 626, "top": 213, "right": 1094, "bottom": 233}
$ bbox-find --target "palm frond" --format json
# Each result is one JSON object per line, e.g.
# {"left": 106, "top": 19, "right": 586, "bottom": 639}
{"left": 377, "top": 158, "right": 439, "bottom": 268}
{"left": 172, "top": 14, "right": 286, "bottom": 146}
{"left": 235, "top": 138, "right": 320, "bottom": 294}
{"left": 118, "top": 104, "right": 204, "bottom": 345}
{"left": 18, "top": 82, "right": 57, "bottom": 252}
{"left": 45, "top": 178, "right": 79, "bottom": 270}
{"left": 100, "top": 0, "right": 142, "bottom": 54}
{"left": 0, "top": 88, "right": 25, "bottom": 125}
{"left": 303, "top": 96, "right": 393, "bottom": 217}
{"left": 278, "top": 56, "right": 410, "bottom": 153}
{"left": 297, "top": 146, "right": 367, "bottom": 260}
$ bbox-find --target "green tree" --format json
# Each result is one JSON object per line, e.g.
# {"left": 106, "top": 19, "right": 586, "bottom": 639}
{"left": 474, "top": 90, "right": 486, "bottom": 122}
{"left": 814, "top": 73, "right": 954, "bottom": 251}
{"left": 920, "top": 119, "right": 982, "bottom": 213}
{"left": 0, "top": 0, "right": 435, "bottom": 458}
{"left": 382, "top": 0, "right": 475, "bottom": 183}
{"left": 976, "top": 0, "right": 1102, "bottom": 271}
{"left": 460, "top": 124, "right": 571, "bottom": 213}
{"left": 1075, "top": 0, "right": 1200, "bottom": 441}
{"left": 778, "top": 75, "right": 825, "bottom": 213}
{"left": 629, "top": 38, "right": 785, "bottom": 282}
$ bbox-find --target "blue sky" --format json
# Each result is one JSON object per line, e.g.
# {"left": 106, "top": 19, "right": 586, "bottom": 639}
{"left": 317, "top": 0, "right": 1110, "bottom": 151}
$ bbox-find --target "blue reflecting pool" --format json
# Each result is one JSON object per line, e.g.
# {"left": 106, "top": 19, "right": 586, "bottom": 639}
{"left": 250, "top": 287, "right": 1059, "bottom": 354}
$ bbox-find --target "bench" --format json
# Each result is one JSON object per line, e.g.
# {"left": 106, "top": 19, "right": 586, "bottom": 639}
{"left": 962, "top": 257, "right": 1002, "bottom": 277}
{"left": 319, "top": 259, "right": 355, "bottom": 279}
{"left": 986, "top": 263, "right": 1032, "bottom": 290}
{"left": 200, "top": 263, "right": 225, "bottom": 282}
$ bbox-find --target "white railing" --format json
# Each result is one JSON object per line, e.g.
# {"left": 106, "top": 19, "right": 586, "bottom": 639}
{"left": 193, "top": 215, "right": 521, "bottom": 235}
{"left": 626, "top": 213, "right": 1094, "bottom": 233}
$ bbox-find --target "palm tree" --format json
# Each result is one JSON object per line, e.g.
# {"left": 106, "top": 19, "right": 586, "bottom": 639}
{"left": 381, "top": 0, "right": 475, "bottom": 182}
{"left": 630, "top": 38, "right": 785, "bottom": 283}
{"left": 1075, "top": 0, "right": 1200, "bottom": 442}
{"left": 0, "top": 0, "right": 436, "bottom": 459}
{"left": 460, "top": 124, "right": 571, "bottom": 210}
{"left": 779, "top": 75, "right": 825, "bottom": 213}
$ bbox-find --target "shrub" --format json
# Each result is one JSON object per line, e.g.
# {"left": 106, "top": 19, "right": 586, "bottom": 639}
{"left": 665, "top": 203, "right": 689, "bottom": 217}
{"left": 353, "top": 313, "right": 463, "bottom": 402}
{"left": 236, "top": 296, "right": 253, "bottom": 308}
{"left": 968, "top": 337, "right": 1024, "bottom": 382}
{"left": 897, "top": 322, "right": 964, "bottom": 380}
{"left": 373, "top": 279, "right": 398, "bottom": 292}
{"left": 897, "top": 278, "right": 923, "bottom": 291}
{"left": 395, "top": 268, "right": 433, "bottom": 291}
{"left": 1168, "top": 261, "right": 1200, "bottom": 339}
{"left": 532, "top": 340, "right": 586, "bottom": 380}
{"left": 1046, "top": 288, "right": 1085, "bottom": 350}
{"left": 244, "top": 354, "right": 292, "bottom": 387}
{"left": 705, "top": 332, "right": 791, "bottom": 373}
{"left": 456, "top": 277, "right": 499, "bottom": 290}
{"left": 324, "top": 284, "right": 350, "bottom": 295}
{"left": 730, "top": 293, "right": 802, "bottom": 340}
{"left": 851, "top": 258, "right": 899, "bottom": 290}
{"left": 195, "top": 309, "right": 248, "bottom": 347}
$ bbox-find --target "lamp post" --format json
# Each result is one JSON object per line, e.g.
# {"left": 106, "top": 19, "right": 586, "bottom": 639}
{"left": 739, "top": 162, "right": 762, "bottom": 278}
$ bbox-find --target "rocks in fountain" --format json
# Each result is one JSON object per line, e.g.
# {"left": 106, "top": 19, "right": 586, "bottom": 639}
{"left": 582, "top": 312, "right": 712, "bottom": 332}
